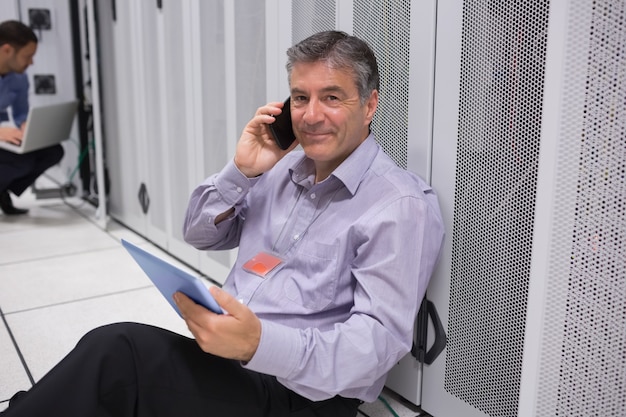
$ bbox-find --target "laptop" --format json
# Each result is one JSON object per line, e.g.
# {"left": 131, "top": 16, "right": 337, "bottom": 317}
{"left": 121, "top": 239, "right": 223, "bottom": 317}
{"left": 0, "top": 100, "right": 78, "bottom": 154}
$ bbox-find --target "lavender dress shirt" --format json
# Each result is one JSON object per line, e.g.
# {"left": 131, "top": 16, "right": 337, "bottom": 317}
{"left": 183, "top": 134, "right": 444, "bottom": 402}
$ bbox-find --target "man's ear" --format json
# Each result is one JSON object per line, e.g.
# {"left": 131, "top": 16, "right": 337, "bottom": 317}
{"left": 364, "top": 89, "right": 379, "bottom": 125}
{"left": 0, "top": 43, "right": 15, "bottom": 56}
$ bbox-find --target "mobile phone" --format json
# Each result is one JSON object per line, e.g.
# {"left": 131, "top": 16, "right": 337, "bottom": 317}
{"left": 268, "top": 97, "right": 296, "bottom": 150}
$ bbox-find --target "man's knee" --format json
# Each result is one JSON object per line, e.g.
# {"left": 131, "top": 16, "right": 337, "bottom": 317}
{"left": 45, "top": 144, "right": 64, "bottom": 166}
{"left": 77, "top": 322, "right": 147, "bottom": 353}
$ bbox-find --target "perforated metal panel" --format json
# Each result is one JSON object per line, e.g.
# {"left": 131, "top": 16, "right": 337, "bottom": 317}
{"left": 289, "top": 1, "right": 411, "bottom": 169}
{"left": 535, "top": 0, "right": 626, "bottom": 415}
{"left": 354, "top": 0, "right": 411, "bottom": 169}
{"left": 292, "top": 0, "right": 336, "bottom": 45}
{"left": 443, "top": 1, "right": 550, "bottom": 416}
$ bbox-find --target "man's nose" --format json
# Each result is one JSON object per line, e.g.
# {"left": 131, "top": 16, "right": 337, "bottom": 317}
{"left": 302, "top": 99, "right": 323, "bottom": 125}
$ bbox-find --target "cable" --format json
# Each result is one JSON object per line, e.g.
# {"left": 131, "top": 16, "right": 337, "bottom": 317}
{"left": 66, "top": 136, "right": 93, "bottom": 184}
{"left": 378, "top": 395, "right": 401, "bottom": 417}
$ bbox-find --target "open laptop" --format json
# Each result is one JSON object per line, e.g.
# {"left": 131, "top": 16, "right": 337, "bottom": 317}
{"left": 0, "top": 100, "right": 78, "bottom": 154}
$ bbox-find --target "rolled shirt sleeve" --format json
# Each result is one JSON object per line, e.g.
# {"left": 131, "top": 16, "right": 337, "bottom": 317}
{"left": 183, "top": 159, "right": 260, "bottom": 250}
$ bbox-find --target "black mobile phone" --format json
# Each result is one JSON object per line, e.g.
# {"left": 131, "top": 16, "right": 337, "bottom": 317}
{"left": 268, "top": 97, "right": 296, "bottom": 150}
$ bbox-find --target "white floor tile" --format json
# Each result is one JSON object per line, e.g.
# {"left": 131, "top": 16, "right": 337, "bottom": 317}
{"left": 106, "top": 221, "right": 148, "bottom": 245}
{"left": 0, "top": 219, "right": 118, "bottom": 266}
{"left": 0, "top": 200, "right": 83, "bottom": 234}
{"left": 0, "top": 324, "right": 31, "bottom": 403}
{"left": 6, "top": 287, "right": 191, "bottom": 382}
{"left": 0, "top": 246, "right": 154, "bottom": 313}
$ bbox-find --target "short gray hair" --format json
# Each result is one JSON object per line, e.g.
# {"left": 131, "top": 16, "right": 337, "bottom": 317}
{"left": 286, "top": 31, "right": 380, "bottom": 104}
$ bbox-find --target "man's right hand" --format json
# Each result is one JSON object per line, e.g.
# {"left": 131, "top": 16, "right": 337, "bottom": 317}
{"left": 0, "top": 126, "right": 23, "bottom": 145}
{"left": 233, "top": 101, "right": 298, "bottom": 178}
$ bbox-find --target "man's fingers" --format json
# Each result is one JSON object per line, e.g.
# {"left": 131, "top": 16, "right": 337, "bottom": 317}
{"left": 0, "top": 127, "right": 23, "bottom": 145}
{"left": 173, "top": 291, "right": 192, "bottom": 317}
{"left": 209, "top": 286, "right": 244, "bottom": 317}
{"left": 174, "top": 292, "right": 209, "bottom": 318}
{"left": 255, "top": 101, "right": 284, "bottom": 117}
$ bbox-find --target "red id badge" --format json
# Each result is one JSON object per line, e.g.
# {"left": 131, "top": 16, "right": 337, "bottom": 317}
{"left": 242, "top": 252, "right": 283, "bottom": 278}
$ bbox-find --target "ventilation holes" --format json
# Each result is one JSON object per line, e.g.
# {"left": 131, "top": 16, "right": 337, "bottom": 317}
{"left": 536, "top": 0, "right": 626, "bottom": 415}
{"left": 292, "top": 0, "right": 336, "bottom": 45}
{"left": 354, "top": 0, "right": 411, "bottom": 169}
{"left": 443, "top": 1, "right": 550, "bottom": 416}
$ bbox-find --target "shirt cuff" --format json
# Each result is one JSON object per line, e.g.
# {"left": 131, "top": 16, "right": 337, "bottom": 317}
{"left": 213, "top": 160, "right": 255, "bottom": 206}
{"left": 243, "top": 319, "right": 301, "bottom": 379}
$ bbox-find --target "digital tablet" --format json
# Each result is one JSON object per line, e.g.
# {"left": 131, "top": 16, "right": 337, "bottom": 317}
{"left": 121, "top": 239, "right": 223, "bottom": 316}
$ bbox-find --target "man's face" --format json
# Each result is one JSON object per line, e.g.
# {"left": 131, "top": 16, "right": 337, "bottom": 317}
{"left": 6, "top": 41, "right": 37, "bottom": 73}
{"left": 289, "top": 61, "right": 378, "bottom": 181}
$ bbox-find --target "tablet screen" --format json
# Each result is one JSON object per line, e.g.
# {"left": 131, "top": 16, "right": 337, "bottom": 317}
{"left": 121, "top": 239, "right": 223, "bottom": 316}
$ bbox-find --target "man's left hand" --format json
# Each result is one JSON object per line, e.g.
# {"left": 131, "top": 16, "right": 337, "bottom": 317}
{"left": 174, "top": 287, "right": 261, "bottom": 362}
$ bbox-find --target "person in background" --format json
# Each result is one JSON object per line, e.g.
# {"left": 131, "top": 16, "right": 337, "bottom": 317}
{"left": 0, "top": 20, "right": 64, "bottom": 215}
{"left": 1, "top": 30, "right": 444, "bottom": 417}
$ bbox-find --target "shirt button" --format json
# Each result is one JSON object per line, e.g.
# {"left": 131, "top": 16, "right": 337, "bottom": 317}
{"left": 236, "top": 186, "right": 243, "bottom": 193}
{"left": 310, "top": 193, "right": 316, "bottom": 199}
{"left": 293, "top": 234, "right": 300, "bottom": 240}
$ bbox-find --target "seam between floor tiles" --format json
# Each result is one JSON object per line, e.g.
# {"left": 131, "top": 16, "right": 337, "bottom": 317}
{"left": 0, "top": 305, "right": 35, "bottom": 386}
{"left": 2, "top": 286, "right": 154, "bottom": 316}
{"left": 0, "top": 244, "right": 130, "bottom": 268}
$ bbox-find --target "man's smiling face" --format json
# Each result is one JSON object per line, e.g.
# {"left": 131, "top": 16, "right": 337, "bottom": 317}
{"left": 289, "top": 60, "right": 378, "bottom": 182}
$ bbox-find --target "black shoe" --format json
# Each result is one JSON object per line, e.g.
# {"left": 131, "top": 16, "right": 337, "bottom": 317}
{"left": 0, "top": 190, "right": 29, "bottom": 215}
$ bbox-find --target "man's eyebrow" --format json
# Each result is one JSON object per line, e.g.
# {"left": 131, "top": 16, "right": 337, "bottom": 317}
{"left": 291, "top": 85, "right": 347, "bottom": 95}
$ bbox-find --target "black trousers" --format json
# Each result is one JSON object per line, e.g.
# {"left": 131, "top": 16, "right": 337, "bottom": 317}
{"left": 0, "top": 144, "right": 64, "bottom": 195}
{"left": 2, "top": 322, "right": 360, "bottom": 417}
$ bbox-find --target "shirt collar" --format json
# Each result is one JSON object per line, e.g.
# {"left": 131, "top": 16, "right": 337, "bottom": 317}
{"left": 289, "top": 133, "right": 379, "bottom": 196}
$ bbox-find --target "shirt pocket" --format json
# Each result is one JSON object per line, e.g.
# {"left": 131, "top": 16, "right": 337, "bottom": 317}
{"left": 284, "top": 241, "right": 339, "bottom": 312}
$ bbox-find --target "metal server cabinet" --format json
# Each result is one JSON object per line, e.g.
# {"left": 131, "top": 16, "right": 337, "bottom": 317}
{"left": 292, "top": 1, "right": 626, "bottom": 416}
{"left": 417, "top": 0, "right": 626, "bottom": 416}
{"left": 94, "top": 0, "right": 268, "bottom": 284}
